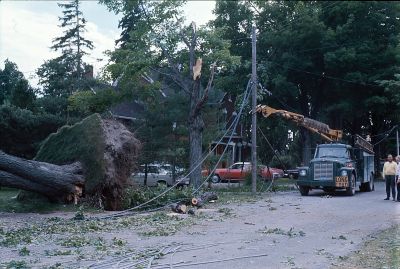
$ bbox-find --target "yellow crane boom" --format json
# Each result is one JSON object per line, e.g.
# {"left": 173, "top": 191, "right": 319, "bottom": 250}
{"left": 256, "top": 105, "right": 343, "bottom": 142}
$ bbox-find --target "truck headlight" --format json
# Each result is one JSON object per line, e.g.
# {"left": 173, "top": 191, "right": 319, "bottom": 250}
{"left": 340, "top": 170, "right": 348, "bottom": 177}
{"left": 299, "top": 169, "right": 307, "bottom": 177}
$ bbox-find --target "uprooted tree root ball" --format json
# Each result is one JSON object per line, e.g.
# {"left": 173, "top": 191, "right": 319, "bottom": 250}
{"left": 0, "top": 114, "right": 141, "bottom": 210}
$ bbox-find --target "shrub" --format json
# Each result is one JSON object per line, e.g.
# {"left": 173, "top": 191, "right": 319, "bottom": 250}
{"left": 121, "top": 185, "right": 192, "bottom": 210}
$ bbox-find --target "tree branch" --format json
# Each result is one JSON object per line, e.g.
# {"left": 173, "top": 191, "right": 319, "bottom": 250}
{"left": 174, "top": 14, "right": 191, "bottom": 48}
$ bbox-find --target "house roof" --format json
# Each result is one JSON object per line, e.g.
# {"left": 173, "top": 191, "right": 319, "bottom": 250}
{"left": 110, "top": 99, "right": 145, "bottom": 121}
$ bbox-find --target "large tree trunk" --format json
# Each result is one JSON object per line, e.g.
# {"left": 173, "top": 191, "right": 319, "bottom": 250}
{"left": 0, "top": 151, "right": 84, "bottom": 202}
{"left": 188, "top": 79, "right": 204, "bottom": 189}
{"left": 189, "top": 115, "right": 204, "bottom": 189}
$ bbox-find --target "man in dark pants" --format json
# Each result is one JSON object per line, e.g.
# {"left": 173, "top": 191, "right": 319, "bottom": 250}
{"left": 383, "top": 154, "right": 397, "bottom": 201}
{"left": 396, "top": 156, "right": 400, "bottom": 202}
{"left": 397, "top": 178, "right": 400, "bottom": 202}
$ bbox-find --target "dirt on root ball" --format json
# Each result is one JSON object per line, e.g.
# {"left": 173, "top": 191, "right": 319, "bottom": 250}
{"left": 100, "top": 119, "right": 141, "bottom": 210}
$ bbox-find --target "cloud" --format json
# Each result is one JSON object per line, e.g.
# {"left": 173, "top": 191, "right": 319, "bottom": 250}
{"left": 0, "top": 1, "right": 215, "bottom": 88}
{"left": 0, "top": 2, "right": 118, "bottom": 87}
{"left": 183, "top": 1, "right": 215, "bottom": 26}
{"left": 0, "top": 2, "right": 59, "bottom": 82}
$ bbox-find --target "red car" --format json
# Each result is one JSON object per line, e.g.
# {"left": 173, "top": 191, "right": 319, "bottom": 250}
{"left": 203, "top": 162, "right": 284, "bottom": 183}
{"left": 261, "top": 166, "right": 285, "bottom": 180}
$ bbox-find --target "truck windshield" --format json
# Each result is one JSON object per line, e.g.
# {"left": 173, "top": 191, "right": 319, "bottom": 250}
{"left": 315, "top": 147, "right": 349, "bottom": 158}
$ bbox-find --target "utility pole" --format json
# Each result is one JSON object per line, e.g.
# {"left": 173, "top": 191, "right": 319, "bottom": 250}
{"left": 251, "top": 25, "right": 257, "bottom": 194}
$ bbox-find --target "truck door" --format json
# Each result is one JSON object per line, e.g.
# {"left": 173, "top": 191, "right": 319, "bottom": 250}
{"left": 353, "top": 148, "right": 363, "bottom": 181}
{"left": 363, "top": 152, "right": 374, "bottom": 182}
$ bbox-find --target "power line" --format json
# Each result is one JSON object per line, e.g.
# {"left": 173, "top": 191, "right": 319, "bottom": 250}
{"left": 192, "top": 79, "right": 252, "bottom": 193}
{"left": 267, "top": 60, "right": 379, "bottom": 88}
{"left": 98, "top": 79, "right": 253, "bottom": 219}
{"left": 373, "top": 125, "right": 398, "bottom": 146}
{"left": 257, "top": 126, "right": 287, "bottom": 171}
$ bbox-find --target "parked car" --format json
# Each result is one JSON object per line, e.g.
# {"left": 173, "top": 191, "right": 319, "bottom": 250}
{"left": 261, "top": 166, "right": 285, "bottom": 180}
{"left": 131, "top": 163, "right": 188, "bottom": 187}
{"left": 203, "top": 162, "right": 284, "bottom": 183}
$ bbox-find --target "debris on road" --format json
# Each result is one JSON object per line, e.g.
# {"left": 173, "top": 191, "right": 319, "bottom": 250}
{"left": 191, "top": 192, "right": 218, "bottom": 207}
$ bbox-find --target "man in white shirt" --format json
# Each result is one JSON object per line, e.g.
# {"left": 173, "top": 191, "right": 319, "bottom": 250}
{"left": 383, "top": 154, "right": 397, "bottom": 201}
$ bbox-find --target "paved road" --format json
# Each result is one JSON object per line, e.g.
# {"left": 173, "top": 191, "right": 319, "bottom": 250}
{"left": 1, "top": 182, "right": 398, "bottom": 269}
{"left": 133, "top": 182, "right": 399, "bottom": 269}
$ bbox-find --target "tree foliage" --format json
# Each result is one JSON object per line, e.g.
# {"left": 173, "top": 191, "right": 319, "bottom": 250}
{"left": 36, "top": 0, "right": 94, "bottom": 110}
{"left": 0, "top": 60, "right": 36, "bottom": 110}
{"left": 100, "top": 0, "right": 239, "bottom": 187}
{"left": 214, "top": 0, "right": 400, "bottom": 163}
{"left": 0, "top": 105, "right": 64, "bottom": 158}
{"left": 51, "top": 0, "right": 94, "bottom": 78}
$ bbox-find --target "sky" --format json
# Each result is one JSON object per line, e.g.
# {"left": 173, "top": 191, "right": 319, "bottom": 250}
{"left": 0, "top": 1, "right": 215, "bottom": 87}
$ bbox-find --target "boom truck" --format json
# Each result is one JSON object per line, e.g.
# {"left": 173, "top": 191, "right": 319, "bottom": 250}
{"left": 256, "top": 105, "right": 375, "bottom": 196}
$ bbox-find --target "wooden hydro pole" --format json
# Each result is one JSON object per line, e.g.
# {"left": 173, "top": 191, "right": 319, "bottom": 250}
{"left": 251, "top": 25, "right": 257, "bottom": 194}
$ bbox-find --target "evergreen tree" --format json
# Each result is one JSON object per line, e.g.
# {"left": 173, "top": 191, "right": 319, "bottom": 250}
{"left": 36, "top": 0, "right": 94, "bottom": 115}
{"left": 0, "top": 60, "right": 36, "bottom": 110}
{"left": 51, "top": 0, "right": 94, "bottom": 81}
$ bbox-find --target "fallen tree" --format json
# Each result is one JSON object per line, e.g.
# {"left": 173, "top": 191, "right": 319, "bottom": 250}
{"left": 0, "top": 114, "right": 141, "bottom": 210}
{"left": 0, "top": 152, "right": 84, "bottom": 198}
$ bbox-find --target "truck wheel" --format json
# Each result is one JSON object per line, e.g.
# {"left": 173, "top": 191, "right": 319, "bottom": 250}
{"left": 345, "top": 174, "right": 356, "bottom": 196}
{"left": 211, "top": 175, "right": 221, "bottom": 184}
{"left": 299, "top": 186, "right": 310, "bottom": 196}
{"left": 359, "top": 182, "right": 367, "bottom": 192}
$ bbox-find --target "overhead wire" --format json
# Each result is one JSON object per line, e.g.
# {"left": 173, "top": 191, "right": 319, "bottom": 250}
{"left": 257, "top": 126, "right": 287, "bottom": 171}
{"left": 96, "top": 79, "right": 253, "bottom": 219}
{"left": 266, "top": 60, "right": 379, "bottom": 88}
{"left": 373, "top": 125, "right": 398, "bottom": 146}
{"left": 192, "top": 79, "right": 252, "bottom": 194}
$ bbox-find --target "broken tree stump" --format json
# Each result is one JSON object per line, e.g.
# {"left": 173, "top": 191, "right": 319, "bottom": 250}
{"left": 191, "top": 192, "right": 218, "bottom": 207}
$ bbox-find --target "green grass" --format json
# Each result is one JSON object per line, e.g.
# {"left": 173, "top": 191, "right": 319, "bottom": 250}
{"left": 0, "top": 188, "right": 77, "bottom": 213}
{"left": 335, "top": 225, "right": 400, "bottom": 269}
{"left": 258, "top": 227, "right": 306, "bottom": 238}
{"left": 121, "top": 184, "right": 193, "bottom": 209}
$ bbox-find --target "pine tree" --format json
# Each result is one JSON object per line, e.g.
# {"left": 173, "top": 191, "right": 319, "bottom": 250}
{"left": 51, "top": 0, "right": 93, "bottom": 82}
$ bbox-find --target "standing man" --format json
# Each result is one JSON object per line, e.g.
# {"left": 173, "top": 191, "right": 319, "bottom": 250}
{"left": 383, "top": 154, "right": 397, "bottom": 201}
{"left": 396, "top": 156, "right": 400, "bottom": 202}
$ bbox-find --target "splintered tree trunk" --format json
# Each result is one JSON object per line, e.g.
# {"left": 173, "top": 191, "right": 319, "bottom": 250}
{"left": 189, "top": 78, "right": 204, "bottom": 189}
{"left": 0, "top": 151, "right": 84, "bottom": 201}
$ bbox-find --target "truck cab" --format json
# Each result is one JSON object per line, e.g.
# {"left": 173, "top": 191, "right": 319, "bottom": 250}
{"left": 296, "top": 143, "right": 375, "bottom": 196}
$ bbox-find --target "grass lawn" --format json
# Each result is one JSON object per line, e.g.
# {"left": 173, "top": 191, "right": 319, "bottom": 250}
{"left": 335, "top": 225, "right": 400, "bottom": 269}
{"left": 0, "top": 187, "right": 76, "bottom": 213}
